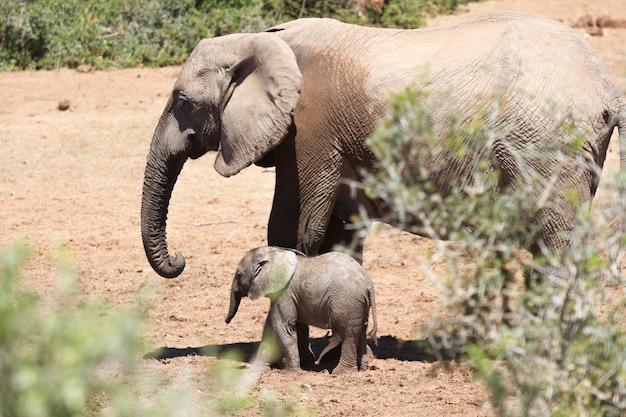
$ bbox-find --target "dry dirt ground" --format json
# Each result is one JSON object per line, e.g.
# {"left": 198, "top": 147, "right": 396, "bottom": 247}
{"left": 1, "top": 0, "right": 626, "bottom": 415}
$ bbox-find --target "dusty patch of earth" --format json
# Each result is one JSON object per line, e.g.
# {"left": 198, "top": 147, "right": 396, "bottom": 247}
{"left": 1, "top": 1, "right": 625, "bottom": 415}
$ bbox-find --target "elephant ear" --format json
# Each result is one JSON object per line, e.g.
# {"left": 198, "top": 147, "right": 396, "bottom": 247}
{"left": 214, "top": 33, "right": 302, "bottom": 177}
{"left": 248, "top": 248, "right": 297, "bottom": 301}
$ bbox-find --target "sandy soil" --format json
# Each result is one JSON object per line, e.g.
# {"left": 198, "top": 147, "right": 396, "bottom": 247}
{"left": 1, "top": 1, "right": 625, "bottom": 415}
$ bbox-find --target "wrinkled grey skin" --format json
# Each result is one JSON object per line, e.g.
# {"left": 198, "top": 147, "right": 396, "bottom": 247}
{"left": 141, "top": 11, "right": 626, "bottom": 278}
{"left": 225, "top": 246, "right": 377, "bottom": 374}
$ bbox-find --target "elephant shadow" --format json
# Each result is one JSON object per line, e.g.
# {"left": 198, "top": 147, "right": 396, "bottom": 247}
{"left": 143, "top": 335, "right": 447, "bottom": 372}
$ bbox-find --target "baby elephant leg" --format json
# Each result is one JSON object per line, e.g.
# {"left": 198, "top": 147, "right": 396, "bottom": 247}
{"left": 281, "top": 337, "right": 301, "bottom": 370}
{"left": 297, "top": 322, "right": 316, "bottom": 367}
{"left": 315, "top": 332, "right": 342, "bottom": 366}
{"left": 332, "top": 324, "right": 368, "bottom": 374}
{"left": 358, "top": 325, "right": 371, "bottom": 371}
{"left": 266, "top": 310, "right": 301, "bottom": 371}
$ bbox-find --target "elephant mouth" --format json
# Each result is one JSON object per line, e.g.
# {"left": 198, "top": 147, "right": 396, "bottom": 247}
{"left": 188, "top": 133, "right": 219, "bottom": 160}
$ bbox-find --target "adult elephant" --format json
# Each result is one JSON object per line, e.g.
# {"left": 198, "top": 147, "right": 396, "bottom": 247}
{"left": 141, "top": 11, "right": 626, "bottom": 278}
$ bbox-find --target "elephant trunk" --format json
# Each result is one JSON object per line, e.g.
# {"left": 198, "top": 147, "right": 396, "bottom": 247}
{"left": 141, "top": 141, "right": 187, "bottom": 278}
{"left": 225, "top": 291, "right": 242, "bottom": 324}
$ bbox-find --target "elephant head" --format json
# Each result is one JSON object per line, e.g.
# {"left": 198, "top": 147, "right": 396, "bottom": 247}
{"left": 225, "top": 247, "right": 297, "bottom": 324}
{"left": 141, "top": 33, "right": 302, "bottom": 278}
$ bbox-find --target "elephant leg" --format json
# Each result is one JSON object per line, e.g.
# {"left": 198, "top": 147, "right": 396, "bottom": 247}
{"left": 297, "top": 198, "right": 335, "bottom": 257}
{"left": 281, "top": 337, "right": 301, "bottom": 371}
{"left": 266, "top": 308, "right": 301, "bottom": 371}
{"left": 332, "top": 326, "right": 363, "bottom": 374}
{"left": 357, "top": 325, "right": 370, "bottom": 371}
{"left": 315, "top": 332, "right": 342, "bottom": 366}
{"left": 527, "top": 205, "right": 576, "bottom": 287}
{"left": 319, "top": 215, "right": 363, "bottom": 261}
{"left": 296, "top": 322, "right": 315, "bottom": 368}
{"left": 295, "top": 151, "right": 344, "bottom": 256}
{"left": 319, "top": 163, "right": 376, "bottom": 262}
{"left": 535, "top": 209, "right": 574, "bottom": 255}
{"left": 268, "top": 133, "right": 300, "bottom": 249}
{"left": 256, "top": 326, "right": 284, "bottom": 369}
{"left": 268, "top": 202, "right": 299, "bottom": 249}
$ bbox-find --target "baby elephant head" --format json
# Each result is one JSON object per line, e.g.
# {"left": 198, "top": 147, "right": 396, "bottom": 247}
{"left": 225, "top": 247, "right": 298, "bottom": 324}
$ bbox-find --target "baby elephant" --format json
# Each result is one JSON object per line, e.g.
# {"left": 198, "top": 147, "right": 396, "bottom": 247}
{"left": 225, "top": 246, "right": 377, "bottom": 374}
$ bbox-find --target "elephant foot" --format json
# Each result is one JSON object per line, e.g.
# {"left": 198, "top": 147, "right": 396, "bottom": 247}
{"left": 359, "top": 344, "right": 374, "bottom": 370}
{"left": 283, "top": 365, "right": 305, "bottom": 374}
{"left": 331, "top": 363, "right": 358, "bottom": 375}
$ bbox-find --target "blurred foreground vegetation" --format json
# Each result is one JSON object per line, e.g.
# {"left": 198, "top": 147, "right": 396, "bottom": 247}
{"left": 360, "top": 87, "right": 626, "bottom": 416}
{"left": 0, "top": 243, "right": 310, "bottom": 416}
{"left": 0, "top": 0, "right": 478, "bottom": 70}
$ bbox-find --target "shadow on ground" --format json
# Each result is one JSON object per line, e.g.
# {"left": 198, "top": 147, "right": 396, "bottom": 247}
{"left": 144, "top": 335, "right": 445, "bottom": 371}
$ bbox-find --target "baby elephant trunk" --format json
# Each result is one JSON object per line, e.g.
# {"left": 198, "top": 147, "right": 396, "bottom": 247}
{"left": 225, "top": 291, "right": 242, "bottom": 324}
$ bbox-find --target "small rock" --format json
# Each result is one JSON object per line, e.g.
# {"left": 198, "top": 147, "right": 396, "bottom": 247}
{"left": 587, "top": 26, "right": 604, "bottom": 37}
{"left": 58, "top": 99, "right": 71, "bottom": 111}
{"left": 76, "top": 64, "right": 95, "bottom": 73}
{"left": 572, "top": 14, "right": 594, "bottom": 28}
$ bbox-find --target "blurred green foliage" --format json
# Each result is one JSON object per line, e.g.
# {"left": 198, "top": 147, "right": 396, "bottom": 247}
{"left": 0, "top": 0, "right": 479, "bottom": 70}
{"left": 0, "top": 242, "right": 311, "bottom": 416}
{"left": 0, "top": 242, "right": 148, "bottom": 416}
{"left": 362, "top": 86, "right": 626, "bottom": 416}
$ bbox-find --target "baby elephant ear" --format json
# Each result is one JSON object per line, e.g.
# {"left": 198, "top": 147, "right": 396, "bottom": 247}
{"left": 248, "top": 249, "right": 297, "bottom": 301}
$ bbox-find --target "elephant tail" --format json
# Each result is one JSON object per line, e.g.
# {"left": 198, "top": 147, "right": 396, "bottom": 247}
{"left": 367, "top": 285, "right": 378, "bottom": 346}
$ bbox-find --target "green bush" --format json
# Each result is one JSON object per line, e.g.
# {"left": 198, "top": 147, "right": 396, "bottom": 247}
{"left": 0, "top": 0, "right": 217, "bottom": 69}
{"left": 0, "top": 0, "right": 480, "bottom": 70}
{"left": 361, "top": 87, "right": 626, "bottom": 416}
{"left": 0, "top": 242, "right": 147, "bottom": 416}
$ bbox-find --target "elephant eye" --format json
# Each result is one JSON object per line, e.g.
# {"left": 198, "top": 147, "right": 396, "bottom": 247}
{"left": 253, "top": 260, "right": 268, "bottom": 279}
{"left": 177, "top": 98, "right": 192, "bottom": 113}
{"left": 174, "top": 90, "right": 196, "bottom": 114}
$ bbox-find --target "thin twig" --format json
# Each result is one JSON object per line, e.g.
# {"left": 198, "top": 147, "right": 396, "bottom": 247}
{"left": 194, "top": 220, "right": 238, "bottom": 227}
